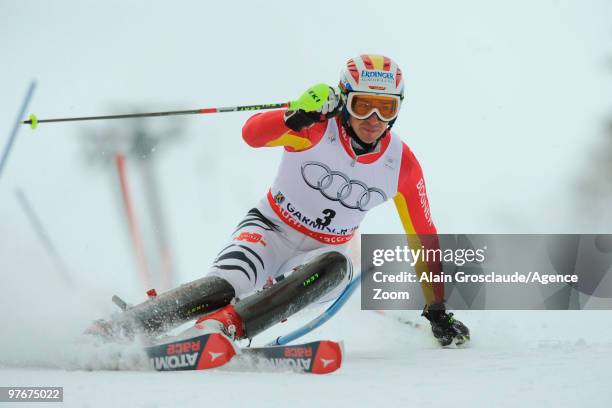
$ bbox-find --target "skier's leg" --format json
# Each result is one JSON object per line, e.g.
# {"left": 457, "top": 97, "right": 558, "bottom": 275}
{"left": 276, "top": 245, "right": 354, "bottom": 305}
{"left": 206, "top": 207, "right": 292, "bottom": 296}
{"left": 88, "top": 208, "right": 289, "bottom": 338}
{"left": 196, "top": 250, "right": 350, "bottom": 339}
{"left": 107, "top": 276, "right": 236, "bottom": 336}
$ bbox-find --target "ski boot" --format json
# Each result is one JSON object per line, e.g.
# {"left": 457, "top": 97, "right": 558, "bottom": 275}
{"left": 422, "top": 303, "right": 470, "bottom": 346}
{"left": 194, "top": 304, "right": 245, "bottom": 340}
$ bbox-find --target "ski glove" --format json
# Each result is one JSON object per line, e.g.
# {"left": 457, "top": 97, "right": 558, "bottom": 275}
{"left": 284, "top": 84, "right": 342, "bottom": 132}
{"left": 422, "top": 303, "right": 470, "bottom": 346}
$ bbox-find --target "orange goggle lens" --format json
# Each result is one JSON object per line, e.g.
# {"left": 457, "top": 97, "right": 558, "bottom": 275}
{"left": 347, "top": 93, "right": 401, "bottom": 121}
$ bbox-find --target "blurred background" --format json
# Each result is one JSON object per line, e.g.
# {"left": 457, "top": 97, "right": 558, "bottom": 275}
{"left": 0, "top": 0, "right": 611, "bottom": 358}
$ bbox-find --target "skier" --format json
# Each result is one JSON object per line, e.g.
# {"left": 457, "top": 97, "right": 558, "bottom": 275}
{"left": 92, "top": 54, "right": 469, "bottom": 347}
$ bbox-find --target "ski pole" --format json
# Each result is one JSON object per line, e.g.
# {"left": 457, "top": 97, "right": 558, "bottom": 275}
{"left": 22, "top": 102, "right": 290, "bottom": 129}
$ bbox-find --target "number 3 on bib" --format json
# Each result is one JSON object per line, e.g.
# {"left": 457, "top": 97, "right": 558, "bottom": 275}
{"left": 316, "top": 209, "right": 336, "bottom": 227}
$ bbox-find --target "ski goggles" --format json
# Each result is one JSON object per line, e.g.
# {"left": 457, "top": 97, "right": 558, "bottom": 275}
{"left": 346, "top": 92, "right": 402, "bottom": 122}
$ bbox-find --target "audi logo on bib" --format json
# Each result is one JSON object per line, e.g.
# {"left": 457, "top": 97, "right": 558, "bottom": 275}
{"left": 300, "top": 161, "right": 387, "bottom": 211}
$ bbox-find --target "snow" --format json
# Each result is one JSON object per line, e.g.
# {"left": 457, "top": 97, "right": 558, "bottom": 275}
{"left": 1, "top": 290, "right": 611, "bottom": 407}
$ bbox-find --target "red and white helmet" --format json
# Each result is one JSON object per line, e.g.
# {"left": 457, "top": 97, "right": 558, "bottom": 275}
{"left": 339, "top": 54, "right": 404, "bottom": 98}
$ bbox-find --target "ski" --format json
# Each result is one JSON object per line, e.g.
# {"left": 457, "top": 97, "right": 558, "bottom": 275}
{"left": 236, "top": 340, "right": 343, "bottom": 374}
{"left": 144, "top": 332, "right": 342, "bottom": 374}
{"left": 145, "top": 332, "right": 237, "bottom": 371}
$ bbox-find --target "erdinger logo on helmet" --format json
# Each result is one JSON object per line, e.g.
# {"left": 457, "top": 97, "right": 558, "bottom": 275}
{"left": 361, "top": 71, "right": 394, "bottom": 80}
{"left": 300, "top": 161, "right": 387, "bottom": 211}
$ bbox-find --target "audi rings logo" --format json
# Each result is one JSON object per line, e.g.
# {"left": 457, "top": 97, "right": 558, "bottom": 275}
{"left": 300, "top": 161, "right": 387, "bottom": 211}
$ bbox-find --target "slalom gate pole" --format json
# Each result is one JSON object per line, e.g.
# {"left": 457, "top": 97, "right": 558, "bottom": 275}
{"left": 141, "top": 159, "right": 175, "bottom": 291}
{"left": 0, "top": 81, "right": 36, "bottom": 179}
{"left": 115, "top": 152, "right": 153, "bottom": 290}
{"left": 14, "top": 188, "right": 73, "bottom": 286}
{"left": 22, "top": 102, "right": 289, "bottom": 129}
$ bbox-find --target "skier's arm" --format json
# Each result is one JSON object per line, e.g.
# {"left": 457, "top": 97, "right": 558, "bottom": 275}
{"left": 393, "top": 143, "right": 444, "bottom": 305}
{"left": 242, "top": 110, "right": 326, "bottom": 152}
{"left": 242, "top": 84, "right": 340, "bottom": 152}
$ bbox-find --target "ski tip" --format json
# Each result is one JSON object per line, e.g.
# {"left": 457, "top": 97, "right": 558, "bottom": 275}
{"left": 27, "top": 114, "right": 38, "bottom": 129}
{"left": 311, "top": 340, "right": 343, "bottom": 374}
{"left": 197, "top": 332, "right": 237, "bottom": 369}
{"left": 146, "top": 332, "right": 237, "bottom": 372}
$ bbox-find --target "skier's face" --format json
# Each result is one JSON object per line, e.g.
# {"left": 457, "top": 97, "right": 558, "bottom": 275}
{"left": 348, "top": 113, "right": 388, "bottom": 144}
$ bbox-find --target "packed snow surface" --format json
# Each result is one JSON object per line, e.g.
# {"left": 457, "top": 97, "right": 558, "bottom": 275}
{"left": 1, "top": 281, "right": 610, "bottom": 407}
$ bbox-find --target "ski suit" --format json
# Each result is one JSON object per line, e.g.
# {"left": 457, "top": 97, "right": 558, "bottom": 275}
{"left": 207, "top": 110, "right": 444, "bottom": 305}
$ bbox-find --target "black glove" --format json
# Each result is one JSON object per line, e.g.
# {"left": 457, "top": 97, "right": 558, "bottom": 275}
{"left": 422, "top": 303, "right": 470, "bottom": 346}
{"left": 284, "top": 84, "right": 342, "bottom": 132}
{"left": 284, "top": 110, "right": 322, "bottom": 132}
